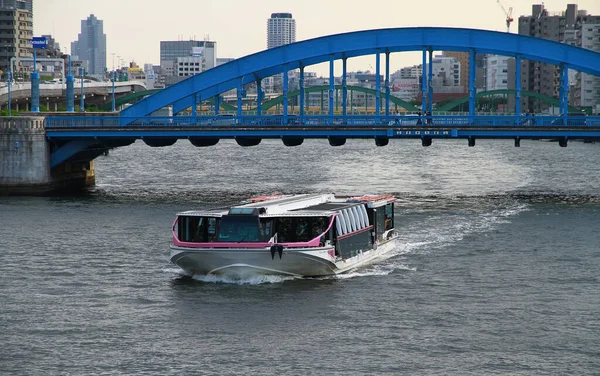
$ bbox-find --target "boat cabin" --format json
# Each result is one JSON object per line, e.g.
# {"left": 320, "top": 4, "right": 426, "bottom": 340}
{"left": 173, "top": 194, "right": 395, "bottom": 259}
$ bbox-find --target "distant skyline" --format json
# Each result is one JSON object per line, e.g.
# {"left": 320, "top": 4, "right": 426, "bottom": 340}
{"left": 34, "top": 0, "right": 600, "bottom": 75}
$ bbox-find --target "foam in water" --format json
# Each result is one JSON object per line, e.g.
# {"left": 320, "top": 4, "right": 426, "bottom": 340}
{"left": 192, "top": 273, "right": 298, "bottom": 285}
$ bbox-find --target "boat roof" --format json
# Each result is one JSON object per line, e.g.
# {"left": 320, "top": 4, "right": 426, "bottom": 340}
{"left": 176, "top": 193, "right": 395, "bottom": 217}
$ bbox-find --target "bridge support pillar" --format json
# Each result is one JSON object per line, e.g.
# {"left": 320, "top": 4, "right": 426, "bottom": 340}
{"left": 375, "top": 51, "right": 381, "bottom": 120}
{"left": 560, "top": 65, "right": 569, "bottom": 120}
{"left": 427, "top": 48, "right": 433, "bottom": 114}
{"left": 342, "top": 57, "right": 347, "bottom": 123}
{"left": 237, "top": 81, "right": 243, "bottom": 119}
{"left": 515, "top": 54, "right": 522, "bottom": 116}
{"left": 299, "top": 66, "right": 305, "bottom": 118}
{"left": 385, "top": 51, "right": 390, "bottom": 118}
{"left": 329, "top": 57, "right": 334, "bottom": 120}
{"left": 214, "top": 96, "right": 220, "bottom": 115}
{"left": 193, "top": 94, "right": 200, "bottom": 119}
{"left": 421, "top": 49, "right": 427, "bottom": 115}
{"left": 468, "top": 49, "right": 476, "bottom": 124}
{"left": 283, "top": 67, "right": 289, "bottom": 120}
{"left": 256, "top": 78, "right": 263, "bottom": 119}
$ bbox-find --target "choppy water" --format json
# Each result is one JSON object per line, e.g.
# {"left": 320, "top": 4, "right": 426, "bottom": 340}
{"left": 1, "top": 139, "right": 599, "bottom": 375}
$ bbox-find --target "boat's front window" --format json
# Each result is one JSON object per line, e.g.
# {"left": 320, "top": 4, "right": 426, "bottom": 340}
{"left": 178, "top": 216, "right": 218, "bottom": 242}
{"left": 217, "top": 215, "right": 260, "bottom": 242}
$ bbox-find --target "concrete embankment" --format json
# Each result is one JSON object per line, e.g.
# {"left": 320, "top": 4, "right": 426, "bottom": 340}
{"left": 0, "top": 116, "right": 95, "bottom": 195}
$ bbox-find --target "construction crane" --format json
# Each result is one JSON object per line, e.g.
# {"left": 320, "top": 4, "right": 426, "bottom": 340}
{"left": 497, "top": 0, "right": 514, "bottom": 33}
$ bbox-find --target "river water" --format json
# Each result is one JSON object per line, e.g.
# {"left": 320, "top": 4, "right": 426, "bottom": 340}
{"left": 1, "top": 138, "right": 599, "bottom": 375}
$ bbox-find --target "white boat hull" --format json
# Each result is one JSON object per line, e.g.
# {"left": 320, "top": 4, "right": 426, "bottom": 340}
{"left": 170, "top": 237, "right": 397, "bottom": 278}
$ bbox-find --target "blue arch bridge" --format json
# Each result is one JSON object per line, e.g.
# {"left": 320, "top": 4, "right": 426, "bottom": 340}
{"left": 45, "top": 27, "right": 600, "bottom": 169}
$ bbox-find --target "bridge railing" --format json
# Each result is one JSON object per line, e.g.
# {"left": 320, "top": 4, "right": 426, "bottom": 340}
{"left": 45, "top": 114, "right": 600, "bottom": 128}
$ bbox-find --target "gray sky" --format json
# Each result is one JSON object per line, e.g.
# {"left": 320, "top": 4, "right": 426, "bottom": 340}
{"left": 34, "top": 0, "right": 600, "bottom": 75}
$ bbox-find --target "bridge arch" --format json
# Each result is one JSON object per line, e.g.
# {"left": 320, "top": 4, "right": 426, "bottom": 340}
{"left": 437, "top": 89, "right": 582, "bottom": 113}
{"left": 219, "top": 85, "right": 420, "bottom": 113}
{"left": 121, "top": 27, "right": 600, "bottom": 120}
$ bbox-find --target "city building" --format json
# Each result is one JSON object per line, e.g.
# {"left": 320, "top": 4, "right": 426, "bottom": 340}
{"left": 0, "top": 0, "right": 32, "bottom": 74}
{"left": 574, "top": 23, "right": 600, "bottom": 113}
{"left": 394, "top": 64, "right": 422, "bottom": 80}
{"left": 519, "top": 4, "right": 600, "bottom": 112}
{"left": 391, "top": 65, "right": 422, "bottom": 102}
{"left": 216, "top": 57, "right": 235, "bottom": 66}
{"left": 443, "top": 51, "right": 487, "bottom": 92}
{"left": 430, "top": 55, "right": 463, "bottom": 94}
{"left": 0, "top": 0, "right": 31, "bottom": 12}
{"left": 485, "top": 55, "right": 511, "bottom": 91}
{"left": 160, "top": 40, "right": 216, "bottom": 71}
{"left": 71, "top": 14, "right": 107, "bottom": 77}
{"left": 159, "top": 40, "right": 216, "bottom": 85}
{"left": 267, "top": 13, "right": 296, "bottom": 49}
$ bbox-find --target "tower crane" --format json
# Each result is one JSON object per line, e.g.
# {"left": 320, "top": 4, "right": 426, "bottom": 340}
{"left": 497, "top": 0, "right": 514, "bottom": 33}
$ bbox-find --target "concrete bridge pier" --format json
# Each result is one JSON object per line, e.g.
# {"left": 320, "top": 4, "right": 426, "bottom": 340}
{"left": 0, "top": 116, "right": 95, "bottom": 195}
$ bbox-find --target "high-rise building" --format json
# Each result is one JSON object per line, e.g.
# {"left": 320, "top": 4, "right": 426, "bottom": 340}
{"left": 574, "top": 24, "right": 600, "bottom": 112}
{"left": 0, "top": 0, "right": 32, "bottom": 74}
{"left": 71, "top": 14, "right": 106, "bottom": 77}
{"left": 267, "top": 13, "right": 296, "bottom": 49}
{"left": 519, "top": 4, "right": 600, "bottom": 112}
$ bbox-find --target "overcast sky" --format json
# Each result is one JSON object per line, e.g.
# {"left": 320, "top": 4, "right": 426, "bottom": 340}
{"left": 34, "top": 0, "right": 600, "bottom": 75}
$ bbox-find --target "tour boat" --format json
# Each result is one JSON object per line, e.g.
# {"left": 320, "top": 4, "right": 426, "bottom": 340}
{"left": 170, "top": 193, "right": 398, "bottom": 278}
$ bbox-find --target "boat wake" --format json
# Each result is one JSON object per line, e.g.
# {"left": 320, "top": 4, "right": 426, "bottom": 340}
{"left": 163, "top": 201, "right": 526, "bottom": 285}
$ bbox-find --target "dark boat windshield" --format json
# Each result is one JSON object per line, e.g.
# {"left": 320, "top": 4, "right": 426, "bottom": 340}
{"left": 217, "top": 215, "right": 260, "bottom": 242}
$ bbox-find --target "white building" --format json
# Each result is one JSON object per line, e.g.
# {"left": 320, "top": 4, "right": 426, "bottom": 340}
{"left": 267, "top": 13, "right": 296, "bottom": 49}
{"left": 431, "top": 56, "right": 461, "bottom": 88}
{"left": 575, "top": 24, "right": 600, "bottom": 112}
{"left": 175, "top": 56, "right": 204, "bottom": 77}
{"left": 392, "top": 77, "right": 420, "bottom": 102}
{"left": 485, "top": 55, "right": 511, "bottom": 91}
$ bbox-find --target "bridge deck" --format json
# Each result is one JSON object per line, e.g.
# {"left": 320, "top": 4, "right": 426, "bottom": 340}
{"left": 45, "top": 115, "right": 600, "bottom": 140}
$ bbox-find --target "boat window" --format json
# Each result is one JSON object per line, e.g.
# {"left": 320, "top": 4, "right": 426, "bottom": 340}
{"left": 259, "top": 219, "right": 273, "bottom": 242}
{"left": 351, "top": 206, "right": 363, "bottom": 229}
{"left": 273, "top": 217, "right": 329, "bottom": 242}
{"left": 359, "top": 205, "right": 369, "bottom": 228}
{"left": 337, "top": 212, "right": 348, "bottom": 234}
{"left": 335, "top": 215, "right": 343, "bottom": 235}
{"left": 217, "top": 215, "right": 260, "bottom": 242}
{"left": 178, "top": 216, "right": 218, "bottom": 242}
{"left": 344, "top": 209, "right": 356, "bottom": 232}
{"left": 384, "top": 203, "right": 394, "bottom": 230}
